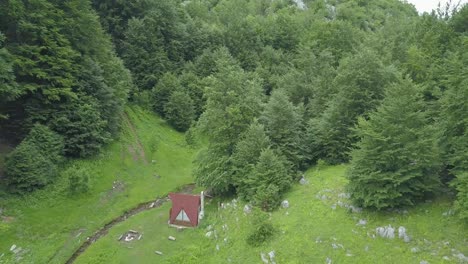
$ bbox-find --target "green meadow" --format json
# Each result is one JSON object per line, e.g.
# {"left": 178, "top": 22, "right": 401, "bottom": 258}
{"left": 0, "top": 106, "right": 196, "bottom": 264}
{"left": 75, "top": 165, "right": 468, "bottom": 264}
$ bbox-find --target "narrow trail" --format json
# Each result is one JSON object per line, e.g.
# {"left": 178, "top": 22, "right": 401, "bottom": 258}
{"left": 122, "top": 112, "right": 148, "bottom": 164}
{"left": 65, "top": 184, "right": 195, "bottom": 264}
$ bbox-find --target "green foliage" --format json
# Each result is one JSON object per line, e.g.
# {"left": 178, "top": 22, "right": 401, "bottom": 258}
{"left": 451, "top": 173, "right": 468, "bottom": 222}
{"left": 48, "top": 97, "right": 110, "bottom": 157}
{"left": 5, "top": 141, "right": 54, "bottom": 193}
{"left": 151, "top": 73, "right": 182, "bottom": 116}
{"left": 164, "top": 90, "right": 195, "bottom": 132}
{"left": 194, "top": 48, "right": 263, "bottom": 194}
{"left": 65, "top": 165, "right": 90, "bottom": 195}
{"left": 249, "top": 148, "right": 292, "bottom": 211}
{"left": 246, "top": 209, "right": 275, "bottom": 246}
{"left": 347, "top": 78, "right": 441, "bottom": 209}
{"left": 231, "top": 121, "right": 271, "bottom": 197}
{"left": 5, "top": 124, "right": 64, "bottom": 193}
{"left": 0, "top": 31, "right": 18, "bottom": 107}
{"left": 260, "top": 90, "right": 305, "bottom": 169}
{"left": 309, "top": 49, "right": 398, "bottom": 164}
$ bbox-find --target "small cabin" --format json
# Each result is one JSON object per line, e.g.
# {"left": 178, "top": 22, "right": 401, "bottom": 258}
{"left": 168, "top": 192, "right": 204, "bottom": 227}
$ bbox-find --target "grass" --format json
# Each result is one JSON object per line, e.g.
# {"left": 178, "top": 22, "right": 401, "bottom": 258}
{"left": 76, "top": 165, "right": 468, "bottom": 263}
{"left": 0, "top": 106, "right": 197, "bottom": 264}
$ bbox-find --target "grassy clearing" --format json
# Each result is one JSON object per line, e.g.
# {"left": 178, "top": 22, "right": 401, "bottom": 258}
{"left": 0, "top": 106, "right": 196, "bottom": 264}
{"left": 77, "top": 165, "right": 467, "bottom": 263}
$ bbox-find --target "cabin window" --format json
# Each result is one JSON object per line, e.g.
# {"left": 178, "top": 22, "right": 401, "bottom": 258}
{"left": 176, "top": 209, "right": 190, "bottom": 222}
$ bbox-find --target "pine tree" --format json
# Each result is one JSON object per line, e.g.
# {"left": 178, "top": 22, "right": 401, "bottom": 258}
{"left": 309, "top": 49, "right": 398, "bottom": 164}
{"left": 231, "top": 121, "right": 271, "bottom": 198}
{"left": 260, "top": 90, "right": 304, "bottom": 168}
{"left": 194, "top": 48, "right": 263, "bottom": 194}
{"left": 152, "top": 73, "right": 182, "bottom": 116}
{"left": 249, "top": 148, "right": 292, "bottom": 211}
{"left": 164, "top": 90, "right": 195, "bottom": 132}
{"left": 347, "top": 78, "right": 441, "bottom": 209}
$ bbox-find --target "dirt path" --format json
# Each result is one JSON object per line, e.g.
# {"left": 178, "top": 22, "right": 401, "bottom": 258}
{"left": 122, "top": 112, "right": 148, "bottom": 164}
{"left": 64, "top": 184, "right": 195, "bottom": 264}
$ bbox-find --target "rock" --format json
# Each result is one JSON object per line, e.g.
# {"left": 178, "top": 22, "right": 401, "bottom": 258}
{"left": 376, "top": 225, "right": 395, "bottom": 239}
{"left": 364, "top": 245, "right": 369, "bottom": 252}
{"left": 338, "top": 193, "right": 351, "bottom": 199}
{"left": 261, "top": 253, "right": 269, "bottom": 264}
{"left": 222, "top": 224, "right": 228, "bottom": 231}
{"left": 12, "top": 247, "right": 21, "bottom": 254}
{"left": 10, "top": 245, "right": 16, "bottom": 252}
{"left": 216, "top": 244, "right": 220, "bottom": 251}
{"left": 316, "top": 237, "right": 322, "bottom": 243}
{"left": 205, "top": 231, "right": 213, "bottom": 238}
{"left": 269, "top": 251, "right": 276, "bottom": 264}
{"left": 357, "top": 219, "right": 367, "bottom": 226}
{"left": 420, "top": 261, "right": 429, "bottom": 264}
{"left": 331, "top": 204, "right": 336, "bottom": 210}
{"left": 403, "top": 234, "right": 411, "bottom": 243}
{"left": 281, "top": 200, "right": 290, "bottom": 208}
{"left": 411, "top": 247, "right": 419, "bottom": 253}
{"left": 168, "top": 236, "right": 176, "bottom": 241}
{"left": 443, "top": 256, "right": 450, "bottom": 261}
{"left": 244, "top": 204, "right": 252, "bottom": 214}
{"left": 326, "top": 257, "right": 332, "bottom": 264}
{"left": 299, "top": 177, "right": 309, "bottom": 185}
{"left": 207, "top": 225, "right": 213, "bottom": 231}
{"left": 398, "top": 226, "right": 406, "bottom": 239}
{"left": 155, "top": 251, "right": 163, "bottom": 255}
{"left": 453, "top": 253, "right": 468, "bottom": 262}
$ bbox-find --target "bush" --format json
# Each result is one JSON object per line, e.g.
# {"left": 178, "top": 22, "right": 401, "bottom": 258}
{"left": 5, "top": 141, "right": 56, "bottom": 193}
{"left": 4, "top": 124, "right": 63, "bottom": 193}
{"left": 65, "top": 165, "right": 90, "bottom": 195}
{"left": 452, "top": 172, "right": 468, "bottom": 222}
{"left": 246, "top": 210, "right": 275, "bottom": 246}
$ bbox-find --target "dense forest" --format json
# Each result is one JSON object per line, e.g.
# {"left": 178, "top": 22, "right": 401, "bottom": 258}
{"left": 0, "top": 0, "right": 467, "bottom": 222}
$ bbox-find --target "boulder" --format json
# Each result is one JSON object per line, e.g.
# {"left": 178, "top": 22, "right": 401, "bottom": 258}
{"left": 281, "top": 200, "right": 290, "bottom": 208}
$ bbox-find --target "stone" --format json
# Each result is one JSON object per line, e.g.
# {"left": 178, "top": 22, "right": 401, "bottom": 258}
{"left": 357, "top": 219, "right": 367, "bottom": 226}
{"left": 350, "top": 205, "right": 362, "bottom": 213}
{"left": 443, "top": 256, "right": 450, "bottom": 261}
{"left": 205, "top": 231, "right": 213, "bottom": 238}
{"left": 338, "top": 193, "right": 351, "bottom": 199}
{"left": 244, "top": 204, "right": 252, "bottom": 214}
{"left": 216, "top": 244, "right": 220, "bottom": 251}
{"left": 411, "top": 247, "right": 419, "bottom": 253}
{"left": 398, "top": 226, "right": 406, "bottom": 239}
{"left": 420, "top": 261, "right": 429, "bottom": 264}
{"left": 281, "top": 200, "right": 290, "bottom": 208}
{"left": 403, "top": 235, "right": 411, "bottom": 243}
{"left": 168, "top": 236, "right": 176, "bottom": 241}
{"left": 299, "top": 177, "right": 309, "bottom": 185}
{"left": 376, "top": 225, "right": 395, "bottom": 239}
{"left": 326, "top": 257, "right": 332, "bottom": 264}
{"left": 10, "top": 245, "right": 16, "bottom": 252}
{"left": 453, "top": 253, "right": 468, "bottom": 262}
{"left": 260, "top": 253, "right": 269, "bottom": 264}
{"left": 269, "top": 251, "right": 276, "bottom": 264}
{"left": 155, "top": 251, "right": 163, "bottom": 255}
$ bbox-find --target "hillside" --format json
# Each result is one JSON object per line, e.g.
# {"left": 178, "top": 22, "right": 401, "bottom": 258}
{"left": 74, "top": 165, "right": 468, "bottom": 263}
{"left": 0, "top": 107, "right": 196, "bottom": 263}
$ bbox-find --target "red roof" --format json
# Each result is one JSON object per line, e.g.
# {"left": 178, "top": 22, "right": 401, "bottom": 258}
{"left": 169, "top": 193, "right": 201, "bottom": 227}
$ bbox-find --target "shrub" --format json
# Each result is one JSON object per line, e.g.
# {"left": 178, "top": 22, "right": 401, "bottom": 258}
{"left": 4, "top": 124, "right": 63, "bottom": 193}
{"left": 246, "top": 210, "right": 275, "bottom": 246}
{"left": 452, "top": 172, "right": 468, "bottom": 222}
{"left": 5, "top": 141, "right": 56, "bottom": 193}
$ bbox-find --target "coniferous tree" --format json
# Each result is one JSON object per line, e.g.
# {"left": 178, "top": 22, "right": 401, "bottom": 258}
{"left": 231, "top": 121, "right": 271, "bottom": 198}
{"left": 164, "top": 90, "right": 195, "bottom": 132}
{"left": 152, "top": 73, "right": 182, "bottom": 116}
{"left": 309, "top": 49, "right": 398, "bottom": 164}
{"left": 260, "top": 90, "right": 304, "bottom": 168}
{"left": 439, "top": 38, "right": 468, "bottom": 220}
{"left": 194, "top": 48, "right": 263, "bottom": 194}
{"left": 347, "top": 78, "right": 441, "bottom": 209}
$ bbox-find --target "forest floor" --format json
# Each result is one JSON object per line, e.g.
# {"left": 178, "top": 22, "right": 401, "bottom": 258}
{"left": 0, "top": 106, "right": 197, "bottom": 264}
{"left": 74, "top": 165, "right": 468, "bottom": 264}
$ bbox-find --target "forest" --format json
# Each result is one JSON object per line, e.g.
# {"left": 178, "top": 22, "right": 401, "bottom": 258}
{"left": 0, "top": 0, "right": 467, "bottom": 225}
